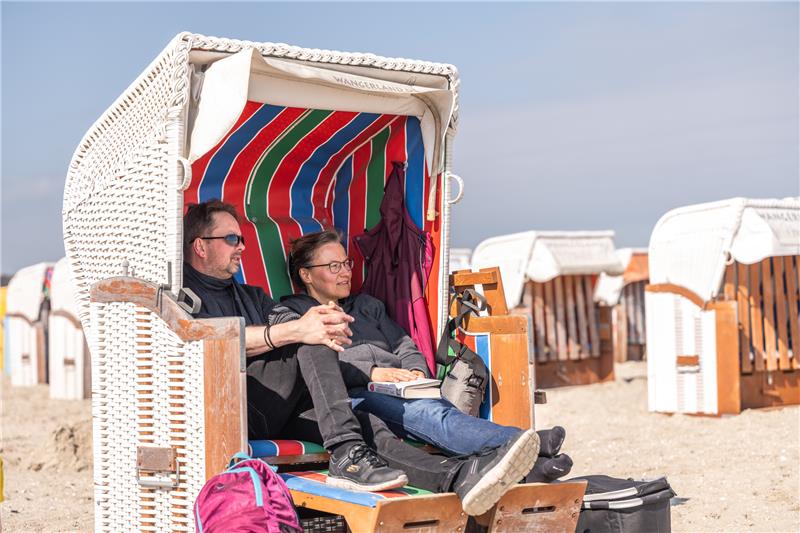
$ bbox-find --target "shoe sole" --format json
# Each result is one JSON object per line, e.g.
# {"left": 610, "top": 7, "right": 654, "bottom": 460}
{"left": 461, "top": 429, "right": 540, "bottom": 516}
{"left": 326, "top": 473, "right": 409, "bottom": 492}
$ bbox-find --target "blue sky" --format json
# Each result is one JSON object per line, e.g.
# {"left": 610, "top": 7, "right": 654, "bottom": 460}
{"left": 1, "top": 1, "right": 798, "bottom": 274}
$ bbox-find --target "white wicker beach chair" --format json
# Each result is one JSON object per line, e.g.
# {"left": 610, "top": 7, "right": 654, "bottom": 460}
{"left": 48, "top": 257, "right": 90, "bottom": 399}
{"left": 63, "top": 32, "right": 584, "bottom": 531}
{"left": 646, "top": 197, "right": 800, "bottom": 415}
{"left": 472, "top": 231, "right": 625, "bottom": 388}
{"left": 6, "top": 261, "right": 53, "bottom": 386}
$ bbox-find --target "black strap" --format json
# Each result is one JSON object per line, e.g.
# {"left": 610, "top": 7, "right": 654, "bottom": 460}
{"left": 435, "top": 289, "right": 489, "bottom": 366}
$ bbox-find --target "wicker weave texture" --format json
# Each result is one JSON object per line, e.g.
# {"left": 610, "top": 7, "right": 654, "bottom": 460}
{"left": 91, "top": 302, "right": 139, "bottom": 531}
{"left": 90, "top": 301, "right": 205, "bottom": 532}
{"left": 64, "top": 32, "right": 461, "bottom": 531}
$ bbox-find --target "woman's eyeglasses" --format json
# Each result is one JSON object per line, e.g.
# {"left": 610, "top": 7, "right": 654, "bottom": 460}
{"left": 304, "top": 259, "right": 355, "bottom": 274}
{"left": 200, "top": 234, "right": 245, "bottom": 247}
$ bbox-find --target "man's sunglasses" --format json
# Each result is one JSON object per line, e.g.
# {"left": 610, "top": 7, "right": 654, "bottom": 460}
{"left": 304, "top": 259, "right": 355, "bottom": 274}
{"left": 200, "top": 234, "right": 245, "bottom": 247}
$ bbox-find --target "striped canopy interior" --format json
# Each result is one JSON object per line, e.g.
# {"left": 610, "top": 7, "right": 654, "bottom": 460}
{"left": 185, "top": 100, "right": 442, "bottom": 312}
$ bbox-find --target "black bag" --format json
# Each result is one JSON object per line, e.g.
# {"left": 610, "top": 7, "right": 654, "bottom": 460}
{"left": 436, "top": 289, "right": 489, "bottom": 417}
{"left": 568, "top": 475, "right": 675, "bottom": 533}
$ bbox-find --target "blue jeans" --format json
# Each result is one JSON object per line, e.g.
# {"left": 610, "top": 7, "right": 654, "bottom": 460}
{"left": 350, "top": 390, "right": 521, "bottom": 456}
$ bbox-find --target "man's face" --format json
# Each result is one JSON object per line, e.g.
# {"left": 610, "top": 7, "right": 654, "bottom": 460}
{"left": 196, "top": 212, "right": 245, "bottom": 279}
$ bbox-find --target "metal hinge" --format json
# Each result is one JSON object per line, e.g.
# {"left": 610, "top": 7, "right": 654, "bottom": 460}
{"left": 136, "top": 446, "right": 179, "bottom": 489}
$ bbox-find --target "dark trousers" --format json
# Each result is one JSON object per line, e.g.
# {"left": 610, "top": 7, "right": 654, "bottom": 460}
{"left": 246, "top": 344, "right": 460, "bottom": 493}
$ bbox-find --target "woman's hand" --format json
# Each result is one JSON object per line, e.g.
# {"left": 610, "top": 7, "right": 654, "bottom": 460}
{"left": 289, "top": 301, "right": 354, "bottom": 352}
{"left": 370, "top": 367, "right": 420, "bottom": 383}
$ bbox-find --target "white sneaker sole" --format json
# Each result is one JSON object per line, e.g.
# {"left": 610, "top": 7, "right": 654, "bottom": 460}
{"left": 461, "top": 429, "right": 540, "bottom": 516}
{"left": 326, "top": 473, "right": 409, "bottom": 492}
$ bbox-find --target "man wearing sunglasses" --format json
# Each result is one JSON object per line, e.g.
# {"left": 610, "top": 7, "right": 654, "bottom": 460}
{"left": 182, "top": 200, "right": 409, "bottom": 492}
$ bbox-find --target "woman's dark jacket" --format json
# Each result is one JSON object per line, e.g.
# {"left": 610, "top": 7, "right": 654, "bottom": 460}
{"left": 279, "top": 293, "right": 431, "bottom": 385}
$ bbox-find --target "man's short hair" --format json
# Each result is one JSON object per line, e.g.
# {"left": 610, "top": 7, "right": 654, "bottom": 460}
{"left": 183, "top": 200, "right": 241, "bottom": 258}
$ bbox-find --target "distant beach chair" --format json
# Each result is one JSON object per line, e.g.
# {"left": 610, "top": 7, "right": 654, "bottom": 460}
{"left": 6, "top": 262, "right": 53, "bottom": 386}
{"left": 471, "top": 231, "right": 625, "bottom": 388}
{"left": 1, "top": 285, "right": 7, "bottom": 375}
{"left": 646, "top": 197, "right": 800, "bottom": 415}
{"left": 595, "top": 248, "right": 650, "bottom": 362}
{"left": 48, "top": 257, "right": 90, "bottom": 399}
{"left": 64, "top": 32, "right": 584, "bottom": 531}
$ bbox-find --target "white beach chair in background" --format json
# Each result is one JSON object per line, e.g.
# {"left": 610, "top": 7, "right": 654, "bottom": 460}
{"left": 6, "top": 261, "right": 53, "bottom": 386}
{"left": 646, "top": 197, "right": 800, "bottom": 415}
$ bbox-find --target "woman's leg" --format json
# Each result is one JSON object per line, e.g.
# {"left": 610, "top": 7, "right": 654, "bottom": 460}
{"left": 351, "top": 391, "right": 520, "bottom": 455}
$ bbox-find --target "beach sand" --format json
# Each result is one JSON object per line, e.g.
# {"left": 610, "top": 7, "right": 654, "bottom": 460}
{"left": 2, "top": 362, "right": 799, "bottom": 532}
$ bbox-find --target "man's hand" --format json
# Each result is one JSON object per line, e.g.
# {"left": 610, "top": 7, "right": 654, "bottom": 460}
{"left": 293, "top": 301, "right": 355, "bottom": 352}
{"left": 370, "top": 367, "right": 421, "bottom": 383}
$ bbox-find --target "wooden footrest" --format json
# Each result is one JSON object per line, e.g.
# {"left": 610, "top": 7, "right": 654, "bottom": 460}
{"left": 282, "top": 471, "right": 467, "bottom": 533}
{"left": 479, "top": 481, "right": 587, "bottom": 532}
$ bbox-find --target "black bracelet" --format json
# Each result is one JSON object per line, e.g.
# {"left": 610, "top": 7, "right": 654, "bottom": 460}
{"left": 263, "top": 324, "right": 274, "bottom": 350}
{"left": 266, "top": 323, "right": 275, "bottom": 349}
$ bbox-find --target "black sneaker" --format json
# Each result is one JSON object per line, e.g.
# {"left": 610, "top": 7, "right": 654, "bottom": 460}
{"left": 453, "top": 429, "right": 539, "bottom": 516}
{"left": 326, "top": 442, "right": 408, "bottom": 492}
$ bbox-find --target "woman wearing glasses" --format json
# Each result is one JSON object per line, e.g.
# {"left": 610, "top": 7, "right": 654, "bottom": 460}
{"left": 280, "top": 229, "right": 572, "bottom": 487}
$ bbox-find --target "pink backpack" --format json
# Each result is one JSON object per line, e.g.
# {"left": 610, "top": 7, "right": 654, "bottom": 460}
{"left": 194, "top": 453, "right": 302, "bottom": 533}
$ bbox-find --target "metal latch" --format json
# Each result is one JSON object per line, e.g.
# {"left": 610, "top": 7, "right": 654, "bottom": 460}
{"left": 136, "top": 446, "right": 179, "bottom": 489}
{"left": 534, "top": 390, "right": 547, "bottom": 404}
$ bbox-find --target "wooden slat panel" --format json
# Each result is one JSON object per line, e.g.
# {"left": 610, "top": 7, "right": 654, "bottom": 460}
{"left": 573, "top": 276, "right": 590, "bottom": 358}
{"left": 488, "top": 332, "right": 532, "bottom": 429}
{"left": 749, "top": 263, "right": 765, "bottom": 371}
{"left": 638, "top": 281, "right": 647, "bottom": 343}
{"left": 712, "top": 301, "right": 742, "bottom": 414}
{"left": 624, "top": 285, "right": 634, "bottom": 345}
{"left": 773, "top": 257, "right": 790, "bottom": 370}
{"left": 585, "top": 277, "right": 600, "bottom": 357}
{"left": 629, "top": 284, "right": 640, "bottom": 344}
{"left": 613, "top": 304, "right": 628, "bottom": 363}
{"left": 554, "top": 277, "right": 568, "bottom": 361}
{"left": 486, "top": 482, "right": 586, "bottom": 533}
{"left": 544, "top": 281, "right": 557, "bottom": 362}
{"left": 724, "top": 263, "right": 736, "bottom": 301}
{"left": 204, "top": 336, "right": 246, "bottom": 480}
{"left": 762, "top": 258, "right": 778, "bottom": 371}
{"left": 564, "top": 276, "right": 580, "bottom": 360}
{"left": 786, "top": 256, "right": 800, "bottom": 370}
{"left": 635, "top": 282, "right": 646, "bottom": 345}
{"left": 532, "top": 283, "right": 547, "bottom": 363}
{"left": 737, "top": 263, "right": 753, "bottom": 374}
{"left": 451, "top": 271, "right": 497, "bottom": 286}
{"left": 478, "top": 267, "right": 510, "bottom": 316}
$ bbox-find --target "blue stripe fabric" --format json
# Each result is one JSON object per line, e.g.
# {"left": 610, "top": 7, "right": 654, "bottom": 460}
{"left": 332, "top": 158, "right": 353, "bottom": 248}
{"left": 475, "top": 334, "right": 492, "bottom": 421}
{"left": 195, "top": 504, "right": 204, "bottom": 533}
{"left": 281, "top": 473, "right": 385, "bottom": 507}
{"left": 404, "top": 117, "right": 425, "bottom": 229}
{"left": 198, "top": 103, "right": 283, "bottom": 202}
{"left": 248, "top": 440, "right": 279, "bottom": 458}
{"left": 291, "top": 113, "right": 382, "bottom": 235}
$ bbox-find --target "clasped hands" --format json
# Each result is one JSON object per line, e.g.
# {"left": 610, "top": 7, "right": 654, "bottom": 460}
{"left": 295, "top": 301, "right": 355, "bottom": 352}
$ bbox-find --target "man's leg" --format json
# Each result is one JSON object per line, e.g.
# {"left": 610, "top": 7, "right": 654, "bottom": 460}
{"left": 351, "top": 392, "right": 521, "bottom": 455}
{"left": 355, "top": 410, "right": 540, "bottom": 516}
{"left": 246, "top": 347, "right": 307, "bottom": 440}
{"left": 354, "top": 410, "right": 461, "bottom": 493}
